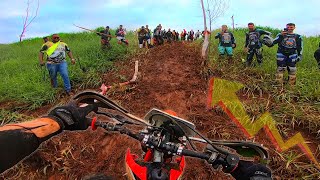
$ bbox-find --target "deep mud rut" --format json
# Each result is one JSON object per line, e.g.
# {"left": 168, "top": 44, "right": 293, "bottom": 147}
{"left": 1, "top": 42, "right": 319, "bottom": 180}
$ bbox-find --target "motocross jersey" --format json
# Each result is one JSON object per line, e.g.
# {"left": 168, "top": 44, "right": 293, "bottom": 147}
{"left": 273, "top": 33, "right": 303, "bottom": 55}
{"left": 215, "top": 32, "right": 235, "bottom": 47}
{"left": 245, "top": 29, "right": 270, "bottom": 49}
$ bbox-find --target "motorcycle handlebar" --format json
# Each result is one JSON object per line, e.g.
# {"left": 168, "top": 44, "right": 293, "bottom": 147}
{"left": 181, "top": 149, "right": 210, "bottom": 160}
{"left": 89, "top": 119, "right": 238, "bottom": 172}
{"left": 89, "top": 119, "right": 143, "bottom": 141}
{"left": 181, "top": 149, "right": 238, "bottom": 172}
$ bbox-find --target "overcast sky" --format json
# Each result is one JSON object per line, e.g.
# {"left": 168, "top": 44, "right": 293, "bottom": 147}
{"left": 0, "top": 0, "right": 319, "bottom": 43}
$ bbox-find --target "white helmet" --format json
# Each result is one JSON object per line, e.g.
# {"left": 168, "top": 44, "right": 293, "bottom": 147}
{"left": 261, "top": 35, "right": 274, "bottom": 47}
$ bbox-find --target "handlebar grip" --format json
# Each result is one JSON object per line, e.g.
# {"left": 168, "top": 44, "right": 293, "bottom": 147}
{"left": 181, "top": 149, "right": 237, "bottom": 172}
{"left": 181, "top": 149, "right": 210, "bottom": 160}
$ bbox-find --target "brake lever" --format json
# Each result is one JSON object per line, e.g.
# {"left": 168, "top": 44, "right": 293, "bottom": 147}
{"left": 73, "top": 91, "right": 129, "bottom": 113}
{"left": 72, "top": 91, "right": 149, "bottom": 125}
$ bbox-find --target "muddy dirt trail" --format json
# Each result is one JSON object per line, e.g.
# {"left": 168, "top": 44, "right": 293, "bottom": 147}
{"left": 4, "top": 42, "right": 316, "bottom": 179}
{"left": 3, "top": 42, "right": 242, "bottom": 180}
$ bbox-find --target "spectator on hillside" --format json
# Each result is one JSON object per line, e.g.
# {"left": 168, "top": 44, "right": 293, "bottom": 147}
{"left": 314, "top": 42, "right": 320, "bottom": 69}
{"left": 137, "top": 26, "right": 149, "bottom": 48}
{"left": 271, "top": 23, "right": 303, "bottom": 86}
{"left": 181, "top": 29, "right": 187, "bottom": 41}
{"left": 145, "top": 25, "right": 151, "bottom": 45}
{"left": 176, "top": 31, "right": 179, "bottom": 41}
{"left": 39, "top": 34, "right": 76, "bottom": 96}
{"left": 153, "top": 25, "right": 164, "bottom": 45}
{"left": 166, "top": 29, "right": 173, "bottom": 43}
{"left": 195, "top": 30, "right": 201, "bottom": 40}
{"left": 187, "top": 30, "right": 194, "bottom": 41}
{"left": 97, "top": 26, "right": 112, "bottom": 49}
{"left": 115, "top": 25, "right": 128, "bottom": 45}
{"left": 162, "top": 29, "right": 167, "bottom": 40}
{"left": 43, "top": 36, "right": 49, "bottom": 43}
{"left": 244, "top": 22, "right": 271, "bottom": 67}
{"left": 215, "top": 25, "right": 236, "bottom": 59}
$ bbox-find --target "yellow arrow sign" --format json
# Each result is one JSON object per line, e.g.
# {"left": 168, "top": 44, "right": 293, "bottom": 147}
{"left": 207, "top": 77, "right": 320, "bottom": 169}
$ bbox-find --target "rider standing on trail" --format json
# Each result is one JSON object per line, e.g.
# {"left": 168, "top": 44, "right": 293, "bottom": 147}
{"left": 195, "top": 30, "right": 201, "bottom": 40}
{"left": 166, "top": 28, "right": 173, "bottom": 43}
{"left": 176, "top": 31, "right": 179, "bottom": 41}
{"left": 215, "top": 25, "right": 236, "bottom": 58}
{"left": 172, "top": 30, "right": 177, "bottom": 41}
{"left": 0, "top": 100, "right": 272, "bottom": 180}
{"left": 145, "top": 25, "right": 151, "bottom": 45}
{"left": 162, "top": 29, "right": 167, "bottom": 40}
{"left": 271, "top": 23, "right": 303, "bottom": 86}
{"left": 39, "top": 34, "right": 75, "bottom": 96}
{"left": 181, "top": 29, "right": 186, "bottom": 41}
{"left": 97, "top": 26, "right": 112, "bottom": 49}
{"left": 115, "top": 25, "right": 128, "bottom": 45}
{"left": 187, "top": 30, "right": 195, "bottom": 41}
{"left": 245, "top": 22, "right": 271, "bottom": 67}
{"left": 314, "top": 42, "right": 320, "bottom": 70}
{"left": 153, "top": 25, "right": 164, "bottom": 45}
{"left": 137, "top": 26, "right": 149, "bottom": 48}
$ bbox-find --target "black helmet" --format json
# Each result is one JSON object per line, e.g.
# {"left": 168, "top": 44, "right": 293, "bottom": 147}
{"left": 261, "top": 35, "right": 274, "bottom": 47}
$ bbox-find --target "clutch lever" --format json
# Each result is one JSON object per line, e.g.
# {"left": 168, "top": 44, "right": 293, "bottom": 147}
{"left": 72, "top": 91, "right": 149, "bottom": 125}
{"left": 73, "top": 91, "right": 129, "bottom": 113}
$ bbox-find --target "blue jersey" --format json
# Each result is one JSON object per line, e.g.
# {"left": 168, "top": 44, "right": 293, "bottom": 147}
{"left": 273, "top": 33, "right": 303, "bottom": 55}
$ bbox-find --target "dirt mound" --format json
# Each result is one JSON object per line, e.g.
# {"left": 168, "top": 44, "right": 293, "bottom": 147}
{"left": 2, "top": 42, "right": 318, "bottom": 179}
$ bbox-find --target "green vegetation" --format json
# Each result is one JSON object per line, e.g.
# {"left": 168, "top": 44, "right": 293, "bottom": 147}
{"left": 209, "top": 27, "right": 320, "bottom": 134}
{"left": 0, "top": 109, "right": 32, "bottom": 125}
{"left": 0, "top": 28, "right": 139, "bottom": 109}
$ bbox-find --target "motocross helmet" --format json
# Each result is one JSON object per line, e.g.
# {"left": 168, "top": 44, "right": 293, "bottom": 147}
{"left": 261, "top": 35, "right": 274, "bottom": 47}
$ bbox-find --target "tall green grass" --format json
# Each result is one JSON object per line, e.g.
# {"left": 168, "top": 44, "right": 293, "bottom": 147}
{"left": 209, "top": 26, "right": 320, "bottom": 133}
{"left": 210, "top": 26, "right": 320, "bottom": 100}
{"left": 0, "top": 28, "right": 139, "bottom": 109}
